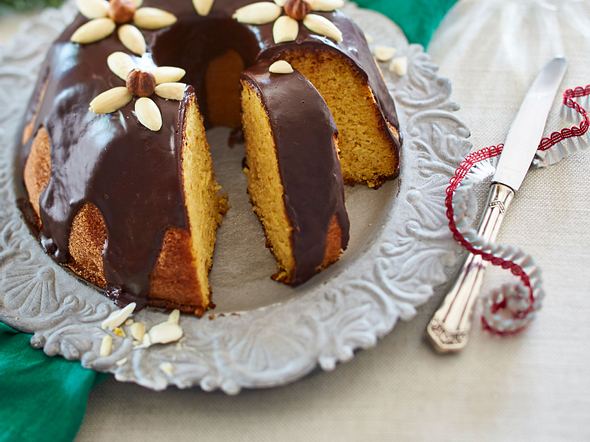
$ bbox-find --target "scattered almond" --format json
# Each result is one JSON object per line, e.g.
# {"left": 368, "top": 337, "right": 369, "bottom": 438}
{"left": 269, "top": 60, "right": 294, "bottom": 74}
{"left": 154, "top": 83, "right": 187, "bottom": 101}
{"left": 389, "top": 56, "right": 408, "bottom": 76}
{"left": 168, "top": 309, "right": 180, "bottom": 324}
{"left": 100, "top": 335, "right": 113, "bottom": 357}
{"left": 118, "top": 24, "right": 146, "bottom": 55}
{"left": 233, "top": 2, "right": 282, "bottom": 25}
{"left": 71, "top": 18, "right": 116, "bottom": 44}
{"left": 135, "top": 97, "right": 163, "bottom": 131}
{"left": 303, "top": 14, "right": 342, "bottom": 43}
{"left": 308, "top": 0, "right": 343, "bottom": 11}
{"left": 152, "top": 66, "right": 186, "bottom": 83}
{"left": 125, "top": 318, "right": 134, "bottom": 326}
{"left": 101, "top": 302, "right": 136, "bottom": 329}
{"left": 129, "top": 321, "right": 146, "bottom": 341}
{"left": 193, "top": 0, "right": 214, "bottom": 16}
{"left": 273, "top": 15, "right": 299, "bottom": 44}
{"left": 107, "top": 51, "right": 135, "bottom": 81}
{"left": 133, "top": 7, "right": 177, "bottom": 30}
{"left": 148, "top": 321, "right": 183, "bottom": 345}
{"left": 374, "top": 45, "right": 396, "bottom": 62}
{"left": 364, "top": 32, "right": 374, "bottom": 44}
{"left": 76, "top": 0, "right": 109, "bottom": 19}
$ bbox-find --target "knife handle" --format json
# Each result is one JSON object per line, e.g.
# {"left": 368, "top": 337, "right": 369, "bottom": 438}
{"left": 427, "top": 183, "right": 515, "bottom": 353}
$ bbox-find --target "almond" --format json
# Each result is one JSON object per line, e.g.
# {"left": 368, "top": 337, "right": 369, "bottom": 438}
{"left": 148, "top": 321, "right": 183, "bottom": 344}
{"left": 135, "top": 97, "right": 162, "bottom": 131}
{"left": 126, "top": 69, "right": 156, "bottom": 97}
{"left": 374, "top": 45, "right": 396, "bottom": 62}
{"left": 76, "top": 0, "right": 109, "bottom": 19}
{"left": 274, "top": 0, "right": 286, "bottom": 6}
{"left": 152, "top": 66, "right": 186, "bottom": 83}
{"left": 269, "top": 60, "right": 294, "bottom": 74}
{"left": 99, "top": 335, "right": 113, "bottom": 357}
{"left": 193, "top": 0, "right": 214, "bottom": 16}
{"left": 71, "top": 18, "right": 116, "bottom": 44}
{"left": 308, "top": 0, "right": 343, "bottom": 12}
{"left": 107, "top": 51, "right": 135, "bottom": 80}
{"left": 154, "top": 83, "right": 187, "bottom": 100}
{"left": 133, "top": 7, "right": 177, "bottom": 30}
{"left": 273, "top": 15, "right": 299, "bottom": 43}
{"left": 303, "top": 14, "right": 342, "bottom": 42}
{"left": 100, "top": 302, "right": 136, "bottom": 330}
{"left": 118, "top": 24, "right": 146, "bottom": 55}
{"left": 168, "top": 309, "right": 180, "bottom": 324}
{"left": 129, "top": 321, "right": 146, "bottom": 341}
{"left": 233, "top": 2, "right": 282, "bottom": 25}
{"left": 389, "top": 56, "right": 408, "bottom": 76}
{"left": 284, "top": 0, "right": 311, "bottom": 21}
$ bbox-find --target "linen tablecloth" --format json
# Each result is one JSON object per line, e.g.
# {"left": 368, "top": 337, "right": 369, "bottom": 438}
{"left": 3, "top": 0, "right": 590, "bottom": 440}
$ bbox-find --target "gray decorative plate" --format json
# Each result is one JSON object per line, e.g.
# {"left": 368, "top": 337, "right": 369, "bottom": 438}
{"left": 0, "top": 1, "right": 471, "bottom": 393}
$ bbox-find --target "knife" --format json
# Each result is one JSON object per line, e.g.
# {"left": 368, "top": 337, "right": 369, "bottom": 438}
{"left": 426, "top": 57, "right": 568, "bottom": 353}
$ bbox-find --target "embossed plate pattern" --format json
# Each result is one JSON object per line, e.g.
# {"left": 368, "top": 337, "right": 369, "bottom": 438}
{"left": 0, "top": 1, "right": 471, "bottom": 393}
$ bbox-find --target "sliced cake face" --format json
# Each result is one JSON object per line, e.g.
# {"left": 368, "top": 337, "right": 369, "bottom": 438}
{"left": 241, "top": 64, "right": 350, "bottom": 285}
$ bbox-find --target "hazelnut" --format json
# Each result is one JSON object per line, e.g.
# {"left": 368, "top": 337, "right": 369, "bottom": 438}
{"left": 126, "top": 70, "right": 156, "bottom": 97}
{"left": 284, "top": 0, "right": 311, "bottom": 21}
{"left": 108, "top": 0, "right": 137, "bottom": 24}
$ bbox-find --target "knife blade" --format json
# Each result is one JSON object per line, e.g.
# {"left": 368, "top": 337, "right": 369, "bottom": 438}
{"left": 493, "top": 57, "right": 568, "bottom": 190}
{"left": 427, "top": 57, "right": 567, "bottom": 353}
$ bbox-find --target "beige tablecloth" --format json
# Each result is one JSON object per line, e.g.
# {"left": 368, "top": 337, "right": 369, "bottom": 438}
{"left": 3, "top": 0, "right": 590, "bottom": 440}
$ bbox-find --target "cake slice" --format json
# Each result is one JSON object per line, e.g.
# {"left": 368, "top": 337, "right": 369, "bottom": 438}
{"left": 240, "top": 63, "right": 350, "bottom": 285}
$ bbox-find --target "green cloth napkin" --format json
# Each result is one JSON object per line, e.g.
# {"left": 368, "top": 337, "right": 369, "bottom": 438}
{"left": 0, "top": 323, "right": 99, "bottom": 442}
{"left": 354, "top": 0, "right": 457, "bottom": 47}
{"left": 0, "top": 2, "right": 458, "bottom": 441}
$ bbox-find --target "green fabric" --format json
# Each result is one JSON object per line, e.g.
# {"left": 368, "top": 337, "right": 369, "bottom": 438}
{"left": 0, "top": 323, "right": 100, "bottom": 442}
{"left": 0, "top": 2, "right": 458, "bottom": 441}
{"left": 354, "top": 0, "right": 458, "bottom": 48}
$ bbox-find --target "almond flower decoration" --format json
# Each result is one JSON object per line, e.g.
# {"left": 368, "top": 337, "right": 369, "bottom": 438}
{"left": 89, "top": 52, "right": 187, "bottom": 131}
{"left": 233, "top": 0, "right": 344, "bottom": 44}
{"left": 71, "top": 0, "right": 177, "bottom": 55}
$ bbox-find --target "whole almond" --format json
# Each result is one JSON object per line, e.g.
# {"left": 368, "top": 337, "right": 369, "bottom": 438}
{"left": 152, "top": 66, "right": 186, "bottom": 83}
{"left": 168, "top": 309, "right": 181, "bottom": 324}
{"left": 118, "top": 24, "right": 146, "bottom": 55}
{"left": 99, "top": 335, "right": 113, "bottom": 357}
{"left": 76, "top": 0, "right": 109, "bottom": 19}
{"left": 71, "top": 18, "right": 116, "bottom": 44}
{"left": 107, "top": 51, "right": 135, "bottom": 80}
{"left": 269, "top": 60, "right": 294, "bottom": 74}
{"left": 374, "top": 45, "right": 396, "bottom": 62}
{"left": 273, "top": 15, "right": 299, "bottom": 43}
{"left": 148, "top": 321, "right": 183, "bottom": 344}
{"left": 308, "top": 0, "right": 343, "bottom": 12}
{"left": 284, "top": 0, "right": 311, "bottom": 21}
{"left": 154, "top": 83, "right": 187, "bottom": 101}
{"left": 126, "top": 69, "right": 156, "bottom": 97}
{"left": 303, "top": 14, "right": 342, "bottom": 43}
{"left": 135, "top": 97, "right": 163, "bottom": 131}
{"left": 233, "top": 2, "right": 282, "bottom": 25}
{"left": 101, "top": 302, "right": 136, "bottom": 330}
{"left": 108, "top": 0, "right": 136, "bottom": 24}
{"left": 133, "top": 7, "right": 177, "bottom": 30}
{"left": 129, "top": 322, "right": 146, "bottom": 341}
{"left": 90, "top": 87, "right": 133, "bottom": 114}
{"left": 193, "top": 0, "right": 214, "bottom": 16}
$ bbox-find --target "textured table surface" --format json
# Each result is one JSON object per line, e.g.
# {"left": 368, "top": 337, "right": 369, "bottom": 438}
{"left": 2, "top": 0, "right": 590, "bottom": 440}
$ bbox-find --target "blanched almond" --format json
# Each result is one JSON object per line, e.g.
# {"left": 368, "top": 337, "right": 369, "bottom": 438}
{"left": 303, "top": 14, "right": 342, "bottom": 42}
{"left": 274, "top": 0, "right": 286, "bottom": 6}
{"left": 152, "top": 66, "right": 186, "bottom": 83}
{"left": 193, "top": 0, "right": 214, "bottom": 16}
{"left": 90, "top": 87, "right": 132, "bottom": 113}
{"left": 99, "top": 335, "right": 113, "bottom": 357}
{"left": 154, "top": 83, "right": 187, "bottom": 100}
{"left": 308, "top": 0, "right": 343, "bottom": 12}
{"left": 273, "top": 16, "right": 299, "bottom": 44}
{"left": 148, "top": 321, "right": 183, "bottom": 344}
{"left": 168, "top": 309, "right": 180, "bottom": 324}
{"left": 76, "top": 0, "right": 109, "bottom": 19}
{"left": 389, "top": 56, "right": 408, "bottom": 76}
{"left": 133, "top": 7, "right": 177, "bottom": 30}
{"left": 107, "top": 51, "right": 135, "bottom": 80}
{"left": 118, "top": 24, "right": 146, "bottom": 55}
{"left": 374, "top": 45, "right": 396, "bottom": 62}
{"left": 100, "top": 302, "right": 136, "bottom": 329}
{"left": 233, "top": 2, "right": 282, "bottom": 25}
{"left": 71, "top": 18, "right": 116, "bottom": 44}
{"left": 135, "top": 97, "right": 162, "bottom": 131}
{"left": 129, "top": 322, "right": 146, "bottom": 341}
{"left": 269, "top": 60, "right": 294, "bottom": 74}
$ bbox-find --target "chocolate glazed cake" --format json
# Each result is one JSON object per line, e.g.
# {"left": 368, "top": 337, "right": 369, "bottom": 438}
{"left": 18, "top": 0, "right": 402, "bottom": 315}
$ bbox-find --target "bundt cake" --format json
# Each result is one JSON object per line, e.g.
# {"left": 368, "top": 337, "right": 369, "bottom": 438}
{"left": 18, "top": 0, "right": 401, "bottom": 315}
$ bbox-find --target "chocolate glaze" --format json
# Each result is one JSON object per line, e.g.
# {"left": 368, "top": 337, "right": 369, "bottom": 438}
{"left": 242, "top": 64, "right": 350, "bottom": 285}
{"left": 19, "top": 0, "right": 400, "bottom": 306}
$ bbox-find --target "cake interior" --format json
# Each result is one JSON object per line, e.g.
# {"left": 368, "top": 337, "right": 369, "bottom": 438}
{"left": 240, "top": 83, "right": 295, "bottom": 283}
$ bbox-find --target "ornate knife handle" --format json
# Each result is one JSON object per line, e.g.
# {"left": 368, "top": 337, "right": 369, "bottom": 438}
{"left": 427, "top": 183, "right": 515, "bottom": 353}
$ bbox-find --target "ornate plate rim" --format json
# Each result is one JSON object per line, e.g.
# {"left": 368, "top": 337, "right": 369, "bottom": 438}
{"left": 0, "top": 1, "right": 471, "bottom": 394}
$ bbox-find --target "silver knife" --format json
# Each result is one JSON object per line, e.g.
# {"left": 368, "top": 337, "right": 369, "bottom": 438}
{"left": 427, "top": 57, "right": 568, "bottom": 353}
